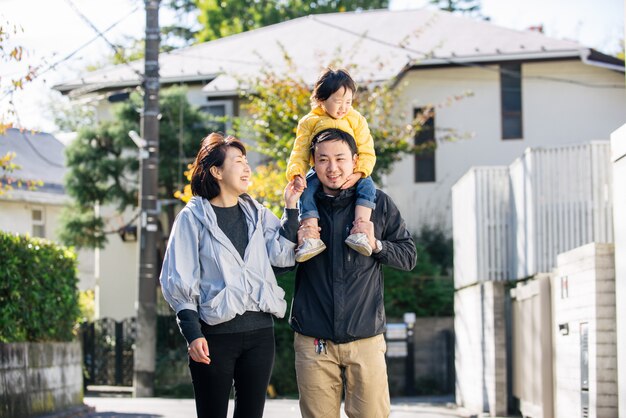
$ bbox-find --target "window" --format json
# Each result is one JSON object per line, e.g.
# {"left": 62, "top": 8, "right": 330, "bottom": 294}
{"left": 32, "top": 207, "right": 45, "bottom": 238}
{"left": 500, "top": 63, "right": 523, "bottom": 140}
{"left": 201, "top": 100, "right": 233, "bottom": 133}
{"left": 414, "top": 107, "right": 436, "bottom": 183}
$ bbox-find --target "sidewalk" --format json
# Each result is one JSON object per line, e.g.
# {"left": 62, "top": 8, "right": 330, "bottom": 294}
{"left": 82, "top": 395, "right": 463, "bottom": 418}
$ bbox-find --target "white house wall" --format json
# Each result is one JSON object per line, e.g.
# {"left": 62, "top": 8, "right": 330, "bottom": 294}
{"left": 524, "top": 61, "right": 626, "bottom": 142}
{"left": 94, "top": 205, "right": 138, "bottom": 321}
{"left": 385, "top": 62, "right": 626, "bottom": 234}
{"left": 0, "top": 199, "right": 95, "bottom": 291}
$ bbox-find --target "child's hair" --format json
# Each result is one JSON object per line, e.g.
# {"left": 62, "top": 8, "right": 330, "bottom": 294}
{"left": 311, "top": 68, "right": 357, "bottom": 107}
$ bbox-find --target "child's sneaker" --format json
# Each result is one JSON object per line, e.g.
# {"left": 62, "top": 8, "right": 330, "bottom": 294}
{"left": 345, "top": 233, "right": 372, "bottom": 256}
{"left": 295, "top": 238, "right": 327, "bottom": 263}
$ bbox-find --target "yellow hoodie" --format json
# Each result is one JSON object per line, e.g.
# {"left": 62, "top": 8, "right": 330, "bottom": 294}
{"left": 286, "top": 106, "right": 376, "bottom": 180}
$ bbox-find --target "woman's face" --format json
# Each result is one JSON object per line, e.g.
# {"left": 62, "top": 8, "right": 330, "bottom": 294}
{"left": 213, "top": 146, "right": 251, "bottom": 198}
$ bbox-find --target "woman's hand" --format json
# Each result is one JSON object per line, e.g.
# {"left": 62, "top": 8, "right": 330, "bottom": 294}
{"left": 188, "top": 337, "right": 211, "bottom": 365}
{"left": 284, "top": 179, "right": 303, "bottom": 209}
{"left": 341, "top": 172, "right": 361, "bottom": 190}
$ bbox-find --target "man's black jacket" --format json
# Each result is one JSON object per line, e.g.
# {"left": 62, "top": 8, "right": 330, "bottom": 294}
{"left": 289, "top": 188, "right": 417, "bottom": 343}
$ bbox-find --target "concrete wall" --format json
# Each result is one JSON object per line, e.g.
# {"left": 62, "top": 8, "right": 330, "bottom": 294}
{"left": 0, "top": 342, "right": 83, "bottom": 418}
{"left": 511, "top": 274, "right": 553, "bottom": 418}
{"left": 455, "top": 282, "right": 507, "bottom": 416}
{"left": 610, "top": 124, "right": 626, "bottom": 417}
{"left": 552, "top": 243, "right": 617, "bottom": 418}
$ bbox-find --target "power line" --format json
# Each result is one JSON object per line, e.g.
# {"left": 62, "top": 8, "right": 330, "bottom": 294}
{"left": 0, "top": 4, "right": 141, "bottom": 103}
{"left": 64, "top": 0, "right": 144, "bottom": 80}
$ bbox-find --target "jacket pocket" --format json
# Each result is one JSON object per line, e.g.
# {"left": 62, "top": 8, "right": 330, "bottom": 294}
{"left": 258, "top": 282, "right": 287, "bottom": 318}
{"left": 202, "top": 286, "right": 247, "bottom": 325}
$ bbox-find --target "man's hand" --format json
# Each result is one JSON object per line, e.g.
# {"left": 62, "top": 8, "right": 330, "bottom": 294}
{"left": 297, "top": 223, "right": 321, "bottom": 247}
{"left": 293, "top": 175, "right": 307, "bottom": 193}
{"left": 284, "top": 179, "right": 303, "bottom": 209}
{"left": 188, "top": 337, "right": 211, "bottom": 365}
{"left": 341, "top": 172, "right": 362, "bottom": 190}
{"left": 350, "top": 218, "right": 376, "bottom": 250}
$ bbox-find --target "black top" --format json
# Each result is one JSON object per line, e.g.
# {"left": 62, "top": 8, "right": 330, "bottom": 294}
{"left": 211, "top": 203, "right": 248, "bottom": 259}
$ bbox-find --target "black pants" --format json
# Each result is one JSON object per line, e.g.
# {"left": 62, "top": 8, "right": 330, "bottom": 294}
{"left": 188, "top": 327, "right": 275, "bottom": 418}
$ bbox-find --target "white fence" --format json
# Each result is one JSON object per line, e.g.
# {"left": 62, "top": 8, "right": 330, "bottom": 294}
{"left": 452, "top": 167, "right": 511, "bottom": 288}
{"left": 511, "top": 142, "right": 613, "bottom": 279}
{"left": 453, "top": 141, "right": 613, "bottom": 287}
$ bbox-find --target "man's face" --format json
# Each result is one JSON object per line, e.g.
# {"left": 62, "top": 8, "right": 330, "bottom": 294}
{"left": 313, "top": 139, "right": 357, "bottom": 195}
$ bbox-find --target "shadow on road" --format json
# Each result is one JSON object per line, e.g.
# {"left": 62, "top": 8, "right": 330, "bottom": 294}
{"left": 88, "top": 414, "right": 161, "bottom": 418}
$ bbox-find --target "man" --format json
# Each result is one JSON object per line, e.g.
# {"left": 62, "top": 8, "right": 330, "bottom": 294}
{"left": 291, "top": 128, "right": 417, "bottom": 417}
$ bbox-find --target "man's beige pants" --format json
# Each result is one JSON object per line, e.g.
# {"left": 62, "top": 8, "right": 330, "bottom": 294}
{"left": 294, "top": 332, "right": 390, "bottom": 418}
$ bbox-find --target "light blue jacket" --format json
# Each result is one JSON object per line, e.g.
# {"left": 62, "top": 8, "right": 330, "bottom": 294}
{"left": 159, "top": 194, "right": 296, "bottom": 325}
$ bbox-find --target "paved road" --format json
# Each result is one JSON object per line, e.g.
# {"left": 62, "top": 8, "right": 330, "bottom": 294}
{"left": 83, "top": 396, "right": 463, "bottom": 418}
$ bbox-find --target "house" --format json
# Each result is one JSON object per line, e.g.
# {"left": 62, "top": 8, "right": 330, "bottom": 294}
{"left": 52, "top": 8, "right": 625, "bottom": 318}
{"left": 0, "top": 128, "right": 95, "bottom": 291}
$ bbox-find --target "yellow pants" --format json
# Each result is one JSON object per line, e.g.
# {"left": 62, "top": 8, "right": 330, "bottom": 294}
{"left": 294, "top": 332, "right": 391, "bottom": 418}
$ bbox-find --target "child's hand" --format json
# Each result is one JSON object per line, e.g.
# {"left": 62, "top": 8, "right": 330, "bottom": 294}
{"left": 293, "top": 175, "right": 307, "bottom": 193}
{"left": 340, "top": 173, "right": 361, "bottom": 190}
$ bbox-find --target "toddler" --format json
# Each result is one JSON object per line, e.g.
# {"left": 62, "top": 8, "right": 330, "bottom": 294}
{"left": 286, "top": 68, "right": 377, "bottom": 262}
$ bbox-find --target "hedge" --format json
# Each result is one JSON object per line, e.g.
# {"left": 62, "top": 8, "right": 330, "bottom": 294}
{"left": 0, "top": 231, "right": 79, "bottom": 342}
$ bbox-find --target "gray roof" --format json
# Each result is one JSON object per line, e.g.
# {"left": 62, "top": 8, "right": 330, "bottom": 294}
{"left": 54, "top": 8, "right": 623, "bottom": 97}
{"left": 0, "top": 128, "right": 66, "bottom": 195}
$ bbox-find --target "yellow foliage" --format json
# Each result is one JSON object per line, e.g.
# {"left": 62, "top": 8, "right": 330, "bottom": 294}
{"left": 174, "top": 164, "right": 194, "bottom": 203}
{"left": 248, "top": 163, "right": 285, "bottom": 218}
{"left": 78, "top": 290, "right": 95, "bottom": 322}
{"left": 174, "top": 162, "right": 286, "bottom": 218}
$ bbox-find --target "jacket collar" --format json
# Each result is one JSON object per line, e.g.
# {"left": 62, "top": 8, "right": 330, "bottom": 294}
{"left": 315, "top": 187, "right": 357, "bottom": 208}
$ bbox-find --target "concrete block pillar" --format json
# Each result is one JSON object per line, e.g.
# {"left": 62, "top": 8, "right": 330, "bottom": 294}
{"left": 611, "top": 124, "right": 626, "bottom": 417}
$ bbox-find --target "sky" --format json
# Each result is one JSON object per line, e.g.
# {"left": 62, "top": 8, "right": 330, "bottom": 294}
{"left": 0, "top": 0, "right": 624, "bottom": 133}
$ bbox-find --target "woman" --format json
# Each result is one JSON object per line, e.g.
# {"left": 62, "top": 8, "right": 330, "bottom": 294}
{"left": 159, "top": 132, "right": 301, "bottom": 418}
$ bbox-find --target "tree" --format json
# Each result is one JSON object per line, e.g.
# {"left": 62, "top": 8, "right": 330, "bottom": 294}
{"left": 165, "top": 0, "right": 388, "bottom": 44}
{"left": 1, "top": 19, "right": 40, "bottom": 195}
{"left": 60, "top": 86, "right": 208, "bottom": 248}
{"left": 228, "top": 55, "right": 443, "bottom": 214}
{"left": 175, "top": 50, "right": 473, "bottom": 215}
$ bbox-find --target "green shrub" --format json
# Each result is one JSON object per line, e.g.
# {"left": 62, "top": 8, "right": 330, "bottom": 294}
{"left": 383, "top": 242, "right": 453, "bottom": 319}
{"left": 413, "top": 224, "right": 454, "bottom": 276}
{"left": 272, "top": 272, "right": 298, "bottom": 397}
{"left": 0, "top": 231, "right": 79, "bottom": 342}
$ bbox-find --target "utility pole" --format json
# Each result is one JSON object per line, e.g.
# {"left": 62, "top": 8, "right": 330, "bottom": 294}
{"left": 134, "top": 0, "right": 160, "bottom": 397}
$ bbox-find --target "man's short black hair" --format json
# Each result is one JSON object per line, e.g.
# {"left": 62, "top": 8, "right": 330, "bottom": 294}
{"left": 310, "top": 128, "right": 358, "bottom": 159}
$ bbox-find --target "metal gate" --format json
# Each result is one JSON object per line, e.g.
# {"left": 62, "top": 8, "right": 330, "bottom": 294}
{"left": 79, "top": 318, "right": 136, "bottom": 387}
